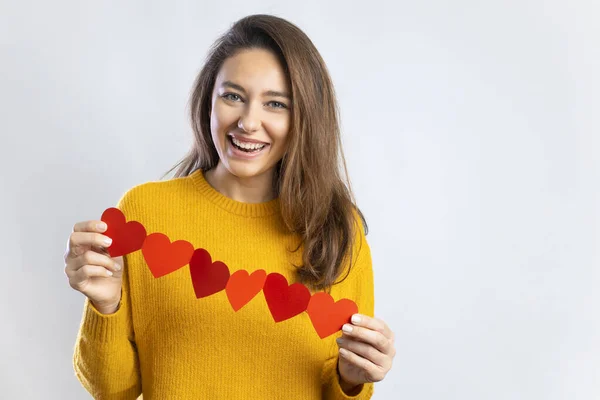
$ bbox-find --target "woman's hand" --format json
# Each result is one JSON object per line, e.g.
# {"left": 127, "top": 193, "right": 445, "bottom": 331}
{"left": 335, "top": 314, "right": 396, "bottom": 391}
{"left": 64, "top": 220, "right": 124, "bottom": 314}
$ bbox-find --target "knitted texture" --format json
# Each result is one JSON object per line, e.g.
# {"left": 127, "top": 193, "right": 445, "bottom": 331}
{"left": 73, "top": 169, "right": 375, "bottom": 399}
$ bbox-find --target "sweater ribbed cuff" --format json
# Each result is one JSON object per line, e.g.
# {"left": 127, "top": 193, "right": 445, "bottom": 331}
{"left": 81, "top": 295, "right": 129, "bottom": 344}
{"left": 321, "top": 355, "right": 374, "bottom": 399}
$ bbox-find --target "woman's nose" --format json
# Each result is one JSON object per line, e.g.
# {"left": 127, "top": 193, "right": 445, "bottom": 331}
{"left": 237, "top": 105, "right": 261, "bottom": 133}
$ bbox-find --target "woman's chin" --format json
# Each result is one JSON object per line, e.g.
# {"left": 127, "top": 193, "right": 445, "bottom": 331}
{"left": 225, "top": 160, "right": 265, "bottom": 179}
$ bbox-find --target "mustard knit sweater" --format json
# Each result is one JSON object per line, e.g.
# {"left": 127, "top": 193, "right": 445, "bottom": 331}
{"left": 73, "top": 169, "right": 375, "bottom": 399}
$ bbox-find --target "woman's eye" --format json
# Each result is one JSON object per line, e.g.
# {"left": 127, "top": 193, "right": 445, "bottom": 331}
{"left": 222, "top": 93, "right": 242, "bottom": 102}
{"left": 268, "top": 101, "right": 287, "bottom": 109}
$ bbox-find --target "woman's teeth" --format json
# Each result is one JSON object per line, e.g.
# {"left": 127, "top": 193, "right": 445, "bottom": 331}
{"left": 231, "top": 136, "right": 267, "bottom": 152}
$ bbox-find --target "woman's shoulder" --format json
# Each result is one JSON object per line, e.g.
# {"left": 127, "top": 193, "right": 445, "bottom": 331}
{"left": 350, "top": 206, "right": 369, "bottom": 248}
{"left": 115, "top": 173, "right": 194, "bottom": 215}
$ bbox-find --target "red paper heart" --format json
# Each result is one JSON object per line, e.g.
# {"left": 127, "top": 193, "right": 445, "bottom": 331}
{"left": 141, "top": 232, "right": 194, "bottom": 278}
{"left": 306, "top": 292, "right": 358, "bottom": 339}
{"left": 101, "top": 207, "right": 147, "bottom": 257}
{"left": 263, "top": 273, "right": 311, "bottom": 322}
{"left": 226, "top": 269, "right": 267, "bottom": 311}
{"left": 189, "top": 248, "right": 231, "bottom": 299}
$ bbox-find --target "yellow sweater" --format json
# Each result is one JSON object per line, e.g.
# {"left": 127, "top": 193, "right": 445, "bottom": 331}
{"left": 73, "top": 169, "right": 375, "bottom": 399}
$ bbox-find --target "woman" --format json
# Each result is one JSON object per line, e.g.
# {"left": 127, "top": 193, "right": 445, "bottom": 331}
{"left": 66, "top": 14, "right": 395, "bottom": 399}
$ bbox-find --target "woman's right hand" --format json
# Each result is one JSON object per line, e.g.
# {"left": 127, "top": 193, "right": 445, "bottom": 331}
{"left": 64, "top": 220, "right": 124, "bottom": 314}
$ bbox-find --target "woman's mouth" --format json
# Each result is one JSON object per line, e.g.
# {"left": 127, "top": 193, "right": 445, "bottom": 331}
{"left": 228, "top": 135, "right": 269, "bottom": 154}
{"left": 227, "top": 135, "right": 270, "bottom": 160}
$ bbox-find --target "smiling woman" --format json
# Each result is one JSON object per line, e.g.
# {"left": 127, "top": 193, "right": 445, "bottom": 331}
{"left": 70, "top": 13, "right": 395, "bottom": 400}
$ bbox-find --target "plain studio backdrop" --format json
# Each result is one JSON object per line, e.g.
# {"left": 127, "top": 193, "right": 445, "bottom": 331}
{"left": 1, "top": 1, "right": 598, "bottom": 399}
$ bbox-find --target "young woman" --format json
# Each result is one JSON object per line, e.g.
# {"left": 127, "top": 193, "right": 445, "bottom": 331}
{"left": 65, "top": 14, "right": 395, "bottom": 399}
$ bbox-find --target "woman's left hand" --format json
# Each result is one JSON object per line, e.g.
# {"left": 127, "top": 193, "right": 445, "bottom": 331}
{"left": 336, "top": 314, "right": 396, "bottom": 389}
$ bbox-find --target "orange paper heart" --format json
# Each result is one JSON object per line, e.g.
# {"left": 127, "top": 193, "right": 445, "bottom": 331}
{"left": 142, "top": 232, "right": 195, "bottom": 278}
{"left": 226, "top": 269, "right": 267, "bottom": 311}
{"left": 306, "top": 292, "right": 358, "bottom": 339}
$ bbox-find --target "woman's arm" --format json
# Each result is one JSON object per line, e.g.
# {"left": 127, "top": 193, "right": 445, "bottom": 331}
{"left": 321, "top": 222, "right": 375, "bottom": 399}
{"left": 72, "top": 194, "right": 142, "bottom": 399}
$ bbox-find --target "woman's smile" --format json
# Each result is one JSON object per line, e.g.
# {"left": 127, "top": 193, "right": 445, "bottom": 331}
{"left": 227, "top": 133, "right": 270, "bottom": 159}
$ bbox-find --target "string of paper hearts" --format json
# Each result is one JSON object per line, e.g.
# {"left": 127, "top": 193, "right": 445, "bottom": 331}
{"left": 100, "top": 207, "right": 359, "bottom": 339}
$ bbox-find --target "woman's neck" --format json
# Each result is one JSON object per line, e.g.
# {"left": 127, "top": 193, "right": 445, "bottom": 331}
{"left": 204, "top": 163, "right": 277, "bottom": 204}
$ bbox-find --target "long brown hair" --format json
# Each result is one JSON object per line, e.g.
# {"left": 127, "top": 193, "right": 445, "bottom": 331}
{"left": 163, "top": 14, "right": 368, "bottom": 292}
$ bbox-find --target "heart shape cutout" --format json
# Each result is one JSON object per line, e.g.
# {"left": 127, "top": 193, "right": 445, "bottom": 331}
{"left": 307, "top": 292, "right": 358, "bottom": 339}
{"left": 142, "top": 232, "right": 194, "bottom": 278}
{"left": 226, "top": 269, "right": 267, "bottom": 311}
{"left": 189, "top": 248, "right": 231, "bottom": 299}
{"left": 101, "top": 207, "right": 147, "bottom": 257}
{"left": 263, "top": 273, "right": 311, "bottom": 322}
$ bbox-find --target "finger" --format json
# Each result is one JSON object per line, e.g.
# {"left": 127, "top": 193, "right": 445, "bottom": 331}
{"left": 66, "top": 231, "right": 113, "bottom": 260}
{"left": 342, "top": 322, "right": 393, "bottom": 355}
{"left": 73, "top": 250, "right": 122, "bottom": 274}
{"left": 337, "top": 336, "right": 388, "bottom": 368}
{"left": 66, "top": 220, "right": 109, "bottom": 258}
{"left": 72, "top": 220, "right": 108, "bottom": 233}
{"left": 72, "top": 265, "right": 115, "bottom": 287}
{"left": 338, "top": 348, "right": 386, "bottom": 383}
{"left": 350, "top": 314, "right": 393, "bottom": 340}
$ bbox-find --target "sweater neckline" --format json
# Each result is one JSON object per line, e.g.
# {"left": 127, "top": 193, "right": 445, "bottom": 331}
{"left": 189, "top": 169, "right": 280, "bottom": 217}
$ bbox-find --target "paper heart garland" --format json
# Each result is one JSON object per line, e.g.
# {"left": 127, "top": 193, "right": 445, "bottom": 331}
{"left": 100, "top": 207, "right": 359, "bottom": 338}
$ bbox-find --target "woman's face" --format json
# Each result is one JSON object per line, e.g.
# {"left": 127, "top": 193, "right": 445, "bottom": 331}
{"left": 209, "top": 48, "right": 292, "bottom": 180}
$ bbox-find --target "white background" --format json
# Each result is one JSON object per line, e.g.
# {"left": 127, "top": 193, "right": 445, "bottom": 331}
{"left": 1, "top": 1, "right": 598, "bottom": 399}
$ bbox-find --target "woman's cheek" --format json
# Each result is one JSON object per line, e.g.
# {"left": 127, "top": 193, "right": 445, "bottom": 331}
{"left": 265, "top": 119, "right": 290, "bottom": 141}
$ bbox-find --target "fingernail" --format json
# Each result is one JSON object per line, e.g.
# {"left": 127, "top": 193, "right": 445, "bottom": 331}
{"left": 339, "top": 348, "right": 349, "bottom": 357}
{"left": 351, "top": 314, "right": 361, "bottom": 324}
{"left": 336, "top": 338, "right": 344, "bottom": 345}
{"left": 114, "top": 263, "right": 121, "bottom": 271}
{"left": 342, "top": 324, "right": 353, "bottom": 333}
{"left": 104, "top": 237, "right": 112, "bottom": 245}
{"left": 97, "top": 223, "right": 107, "bottom": 231}
{"left": 106, "top": 270, "right": 113, "bottom": 276}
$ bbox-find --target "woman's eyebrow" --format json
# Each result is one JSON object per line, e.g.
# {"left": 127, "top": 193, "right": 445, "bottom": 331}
{"left": 222, "top": 80, "right": 291, "bottom": 100}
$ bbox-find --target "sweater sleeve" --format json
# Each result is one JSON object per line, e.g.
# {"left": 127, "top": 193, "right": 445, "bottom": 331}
{"left": 321, "top": 215, "right": 376, "bottom": 399}
{"left": 72, "top": 194, "right": 142, "bottom": 399}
